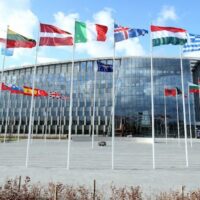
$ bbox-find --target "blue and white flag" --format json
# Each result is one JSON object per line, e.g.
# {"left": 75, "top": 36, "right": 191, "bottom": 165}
{"left": 114, "top": 23, "right": 148, "bottom": 43}
{"left": 1, "top": 48, "right": 14, "bottom": 56}
{"left": 183, "top": 33, "right": 200, "bottom": 53}
{"left": 97, "top": 61, "right": 113, "bottom": 72}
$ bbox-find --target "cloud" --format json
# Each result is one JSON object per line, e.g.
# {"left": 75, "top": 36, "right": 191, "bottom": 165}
{"left": 52, "top": 8, "right": 146, "bottom": 58}
{"left": 38, "top": 56, "right": 59, "bottom": 64}
{"left": 116, "top": 38, "right": 146, "bottom": 56}
{"left": 154, "top": 6, "right": 178, "bottom": 25}
{"left": 0, "top": 0, "right": 38, "bottom": 67}
{"left": 54, "top": 11, "right": 79, "bottom": 34}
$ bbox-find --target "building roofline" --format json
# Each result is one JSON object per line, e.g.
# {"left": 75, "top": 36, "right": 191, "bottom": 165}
{"left": 1, "top": 55, "right": 199, "bottom": 72}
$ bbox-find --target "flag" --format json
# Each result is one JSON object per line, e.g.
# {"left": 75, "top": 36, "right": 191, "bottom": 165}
{"left": 176, "top": 87, "right": 182, "bottom": 95}
{"left": 49, "top": 91, "right": 62, "bottom": 99}
{"left": 39, "top": 23, "right": 73, "bottom": 46}
{"left": 0, "top": 28, "right": 14, "bottom": 56}
{"left": 37, "top": 89, "right": 48, "bottom": 97}
{"left": 0, "top": 83, "right": 11, "bottom": 91}
{"left": 114, "top": 23, "right": 148, "bottom": 42}
{"left": 188, "top": 82, "right": 200, "bottom": 93}
{"left": 1, "top": 48, "right": 14, "bottom": 56}
{"left": 97, "top": 60, "right": 113, "bottom": 72}
{"left": 10, "top": 85, "right": 24, "bottom": 94}
{"left": 183, "top": 33, "right": 200, "bottom": 53}
{"left": 6, "top": 29, "right": 36, "bottom": 48}
{"left": 61, "top": 95, "right": 70, "bottom": 100}
{"left": 23, "top": 86, "right": 39, "bottom": 96}
{"left": 75, "top": 21, "right": 108, "bottom": 43}
{"left": 151, "top": 25, "right": 187, "bottom": 47}
{"left": 164, "top": 88, "right": 177, "bottom": 96}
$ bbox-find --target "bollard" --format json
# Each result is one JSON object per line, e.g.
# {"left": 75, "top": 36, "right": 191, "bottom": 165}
{"left": 93, "top": 179, "right": 96, "bottom": 200}
{"left": 18, "top": 176, "right": 21, "bottom": 192}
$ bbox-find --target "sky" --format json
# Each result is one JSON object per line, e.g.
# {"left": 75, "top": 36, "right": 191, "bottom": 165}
{"left": 0, "top": 0, "right": 200, "bottom": 68}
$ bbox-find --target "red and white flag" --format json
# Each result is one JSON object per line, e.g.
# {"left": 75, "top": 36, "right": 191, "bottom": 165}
{"left": 39, "top": 23, "right": 73, "bottom": 46}
{"left": 49, "top": 91, "right": 62, "bottom": 99}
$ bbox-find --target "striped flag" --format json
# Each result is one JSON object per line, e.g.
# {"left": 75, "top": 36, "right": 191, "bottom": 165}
{"left": 183, "top": 33, "right": 200, "bottom": 53}
{"left": 49, "top": 91, "right": 62, "bottom": 99}
{"left": 188, "top": 82, "right": 200, "bottom": 94}
{"left": 39, "top": 23, "right": 73, "bottom": 46}
{"left": 151, "top": 25, "right": 187, "bottom": 47}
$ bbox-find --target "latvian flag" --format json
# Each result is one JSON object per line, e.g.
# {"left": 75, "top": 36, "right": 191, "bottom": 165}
{"left": 49, "top": 91, "right": 62, "bottom": 99}
{"left": 39, "top": 23, "right": 73, "bottom": 46}
{"left": 151, "top": 25, "right": 187, "bottom": 47}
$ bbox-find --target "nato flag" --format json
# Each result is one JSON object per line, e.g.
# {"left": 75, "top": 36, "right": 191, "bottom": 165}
{"left": 97, "top": 61, "right": 113, "bottom": 72}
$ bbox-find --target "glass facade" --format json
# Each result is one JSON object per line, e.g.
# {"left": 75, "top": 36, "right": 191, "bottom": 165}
{"left": 0, "top": 56, "right": 198, "bottom": 137}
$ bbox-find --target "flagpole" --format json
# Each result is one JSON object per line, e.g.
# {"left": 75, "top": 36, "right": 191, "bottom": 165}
{"left": 0, "top": 26, "right": 9, "bottom": 99}
{"left": 111, "top": 34, "right": 116, "bottom": 170}
{"left": 92, "top": 61, "right": 97, "bottom": 149}
{"left": 17, "top": 93, "right": 23, "bottom": 141}
{"left": 4, "top": 90, "right": 11, "bottom": 143}
{"left": 25, "top": 25, "right": 40, "bottom": 168}
{"left": 187, "top": 83, "right": 192, "bottom": 147}
{"left": 31, "top": 98, "right": 36, "bottom": 142}
{"left": 180, "top": 47, "right": 188, "bottom": 167}
{"left": 59, "top": 99, "right": 63, "bottom": 139}
{"left": 176, "top": 89, "right": 180, "bottom": 145}
{"left": 44, "top": 95, "right": 49, "bottom": 142}
{"left": 164, "top": 86, "right": 168, "bottom": 144}
{"left": 58, "top": 97, "right": 62, "bottom": 141}
{"left": 150, "top": 25, "right": 155, "bottom": 169}
{"left": 192, "top": 90, "right": 197, "bottom": 138}
{"left": 66, "top": 34, "right": 75, "bottom": 170}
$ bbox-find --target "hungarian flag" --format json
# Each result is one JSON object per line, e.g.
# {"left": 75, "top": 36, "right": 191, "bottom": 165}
{"left": 151, "top": 25, "right": 187, "bottom": 47}
{"left": 6, "top": 29, "right": 36, "bottom": 48}
{"left": 164, "top": 88, "right": 177, "bottom": 96}
{"left": 75, "top": 21, "right": 108, "bottom": 43}
{"left": 39, "top": 23, "right": 73, "bottom": 46}
{"left": 189, "top": 83, "right": 200, "bottom": 93}
{"left": 0, "top": 83, "right": 11, "bottom": 91}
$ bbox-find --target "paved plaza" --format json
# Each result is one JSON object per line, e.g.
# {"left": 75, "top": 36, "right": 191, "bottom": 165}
{"left": 0, "top": 137, "right": 200, "bottom": 192}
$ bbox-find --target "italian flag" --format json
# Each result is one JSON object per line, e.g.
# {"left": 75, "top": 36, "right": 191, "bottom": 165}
{"left": 6, "top": 29, "right": 36, "bottom": 48}
{"left": 75, "top": 21, "right": 108, "bottom": 43}
{"left": 151, "top": 25, "right": 187, "bottom": 47}
{"left": 189, "top": 83, "right": 200, "bottom": 94}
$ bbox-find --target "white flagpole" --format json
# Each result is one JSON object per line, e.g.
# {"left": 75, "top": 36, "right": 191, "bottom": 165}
{"left": 175, "top": 89, "right": 180, "bottom": 145}
{"left": 111, "top": 37, "right": 116, "bottom": 170}
{"left": 0, "top": 55, "right": 6, "bottom": 99}
{"left": 164, "top": 86, "right": 168, "bottom": 144}
{"left": 187, "top": 84, "right": 192, "bottom": 147}
{"left": 66, "top": 35, "right": 75, "bottom": 170}
{"left": 150, "top": 26, "right": 155, "bottom": 169}
{"left": 92, "top": 62, "right": 97, "bottom": 148}
{"left": 44, "top": 95, "right": 49, "bottom": 142}
{"left": 0, "top": 26, "right": 8, "bottom": 99}
{"left": 31, "top": 97, "right": 36, "bottom": 141}
{"left": 25, "top": 25, "right": 40, "bottom": 168}
{"left": 58, "top": 97, "right": 62, "bottom": 141}
{"left": 180, "top": 47, "right": 188, "bottom": 167}
{"left": 4, "top": 90, "right": 11, "bottom": 143}
{"left": 191, "top": 90, "right": 197, "bottom": 138}
{"left": 17, "top": 93, "right": 23, "bottom": 141}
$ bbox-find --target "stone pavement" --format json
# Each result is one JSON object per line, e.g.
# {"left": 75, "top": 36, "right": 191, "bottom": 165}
{"left": 0, "top": 137, "right": 200, "bottom": 193}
